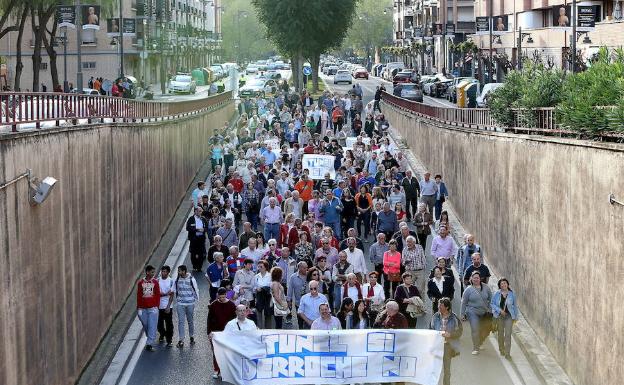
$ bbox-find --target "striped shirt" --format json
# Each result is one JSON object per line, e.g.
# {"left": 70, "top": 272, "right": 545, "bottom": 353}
{"left": 175, "top": 276, "right": 198, "bottom": 305}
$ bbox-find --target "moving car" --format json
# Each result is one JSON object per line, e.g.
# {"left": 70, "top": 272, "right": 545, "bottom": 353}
{"left": 326, "top": 65, "right": 339, "bottom": 75}
{"left": 334, "top": 69, "right": 352, "bottom": 84}
{"left": 422, "top": 74, "right": 449, "bottom": 96}
{"left": 353, "top": 67, "right": 369, "bottom": 79}
{"left": 168, "top": 74, "right": 197, "bottom": 94}
{"left": 476, "top": 82, "right": 504, "bottom": 107}
{"left": 382, "top": 62, "right": 405, "bottom": 80}
{"left": 399, "top": 83, "right": 424, "bottom": 102}
{"left": 246, "top": 64, "right": 259, "bottom": 74}
{"left": 239, "top": 78, "right": 278, "bottom": 98}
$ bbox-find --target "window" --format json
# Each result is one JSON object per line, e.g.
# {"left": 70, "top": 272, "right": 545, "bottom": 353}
{"left": 39, "top": 62, "right": 48, "bottom": 70}
{"left": 82, "top": 62, "right": 96, "bottom": 70}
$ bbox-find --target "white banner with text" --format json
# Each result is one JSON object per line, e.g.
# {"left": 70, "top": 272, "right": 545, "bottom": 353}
{"left": 302, "top": 154, "right": 336, "bottom": 180}
{"left": 212, "top": 329, "right": 444, "bottom": 385}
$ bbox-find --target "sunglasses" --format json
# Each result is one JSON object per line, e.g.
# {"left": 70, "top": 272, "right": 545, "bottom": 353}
{"left": 310, "top": 287, "right": 318, "bottom": 291}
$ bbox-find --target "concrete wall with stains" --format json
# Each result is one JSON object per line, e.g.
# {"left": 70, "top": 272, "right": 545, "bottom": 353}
{"left": 0, "top": 101, "right": 235, "bottom": 385}
{"left": 384, "top": 102, "right": 624, "bottom": 385}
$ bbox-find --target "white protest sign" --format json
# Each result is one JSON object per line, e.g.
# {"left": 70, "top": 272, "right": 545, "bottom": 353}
{"left": 302, "top": 154, "right": 336, "bottom": 180}
{"left": 264, "top": 138, "right": 280, "bottom": 150}
{"left": 345, "top": 136, "right": 371, "bottom": 148}
{"left": 213, "top": 329, "right": 444, "bottom": 385}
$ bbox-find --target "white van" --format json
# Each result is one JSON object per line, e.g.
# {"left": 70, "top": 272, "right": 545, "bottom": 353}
{"left": 476, "top": 82, "right": 504, "bottom": 107}
{"left": 383, "top": 62, "right": 405, "bottom": 80}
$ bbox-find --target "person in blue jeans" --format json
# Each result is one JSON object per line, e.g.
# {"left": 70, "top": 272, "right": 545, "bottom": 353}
{"left": 434, "top": 174, "right": 449, "bottom": 221}
{"left": 491, "top": 278, "right": 519, "bottom": 360}
{"left": 261, "top": 197, "right": 282, "bottom": 242}
{"left": 319, "top": 189, "right": 343, "bottom": 240}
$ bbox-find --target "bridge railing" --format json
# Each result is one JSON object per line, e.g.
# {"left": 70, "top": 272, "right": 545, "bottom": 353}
{"left": 0, "top": 91, "right": 233, "bottom": 132}
{"left": 381, "top": 91, "right": 560, "bottom": 132}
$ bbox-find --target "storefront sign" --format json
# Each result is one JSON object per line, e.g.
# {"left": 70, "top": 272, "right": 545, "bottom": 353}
{"left": 578, "top": 6, "right": 596, "bottom": 29}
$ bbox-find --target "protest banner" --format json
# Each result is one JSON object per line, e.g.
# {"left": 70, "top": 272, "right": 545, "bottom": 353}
{"left": 264, "top": 138, "right": 280, "bottom": 150}
{"left": 302, "top": 154, "right": 336, "bottom": 180}
{"left": 213, "top": 329, "right": 444, "bottom": 385}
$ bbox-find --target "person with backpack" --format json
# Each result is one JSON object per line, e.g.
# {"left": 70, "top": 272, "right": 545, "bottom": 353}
{"left": 174, "top": 265, "right": 199, "bottom": 348}
{"left": 137, "top": 265, "right": 160, "bottom": 352}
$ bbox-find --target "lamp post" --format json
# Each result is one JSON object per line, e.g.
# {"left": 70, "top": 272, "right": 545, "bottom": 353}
{"left": 488, "top": 0, "right": 493, "bottom": 83}
{"left": 118, "top": 0, "right": 124, "bottom": 77}
{"left": 76, "top": 0, "right": 83, "bottom": 91}
{"left": 517, "top": 27, "right": 533, "bottom": 70}
{"left": 233, "top": 10, "right": 248, "bottom": 64}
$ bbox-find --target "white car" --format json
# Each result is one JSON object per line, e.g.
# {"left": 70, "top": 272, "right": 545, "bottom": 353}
{"left": 246, "top": 64, "right": 259, "bottom": 74}
{"left": 168, "top": 75, "right": 196, "bottom": 94}
{"left": 334, "top": 70, "right": 352, "bottom": 84}
{"left": 476, "top": 83, "right": 504, "bottom": 107}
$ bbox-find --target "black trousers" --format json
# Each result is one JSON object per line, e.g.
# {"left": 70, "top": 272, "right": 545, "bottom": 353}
{"left": 417, "top": 233, "right": 429, "bottom": 250}
{"left": 157, "top": 309, "right": 173, "bottom": 343}
{"left": 405, "top": 196, "right": 418, "bottom": 221}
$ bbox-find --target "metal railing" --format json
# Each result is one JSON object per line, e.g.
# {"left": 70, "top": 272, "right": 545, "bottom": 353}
{"left": 381, "top": 91, "right": 497, "bottom": 128}
{"left": 0, "top": 91, "right": 232, "bottom": 133}
{"left": 381, "top": 92, "right": 563, "bottom": 132}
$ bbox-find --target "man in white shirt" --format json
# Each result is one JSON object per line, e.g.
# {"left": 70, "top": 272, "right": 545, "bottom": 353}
{"left": 344, "top": 237, "right": 367, "bottom": 283}
{"left": 224, "top": 304, "right": 258, "bottom": 332}
{"left": 157, "top": 265, "right": 174, "bottom": 347}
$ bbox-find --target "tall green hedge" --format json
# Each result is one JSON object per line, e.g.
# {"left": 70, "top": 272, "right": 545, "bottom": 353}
{"left": 488, "top": 47, "right": 624, "bottom": 134}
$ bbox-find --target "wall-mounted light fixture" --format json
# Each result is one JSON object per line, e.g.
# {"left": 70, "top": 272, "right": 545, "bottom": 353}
{"left": 609, "top": 193, "right": 623, "bottom": 206}
{"left": 0, "top": 169, "right": 57, "bottom": 206}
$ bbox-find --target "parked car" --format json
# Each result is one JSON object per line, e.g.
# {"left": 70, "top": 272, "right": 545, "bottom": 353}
{"left": 168, "top": 74, "right": 197, "bottom": 94}
{"left": 334, "top": 69, "right": 352, "bottom": 84}
{"left": 399, "top": 83, "right": 424, "bottom": 102}
{"left": 353, "top": 67, "right": 369, "bottom": 79}
{"left": 422, "top": 74, "right": 448, "bottom": 96}
{"left": 433, "top": 79, "right": 454, "bottom": 98}
{"left": 476, "top": 82, "right": 504, "bottom": 107}
{"left": 383, "top": 62, "right": 405, "bottom": 80}
{"left": 239, "top": 78, "right": 278, "bottom": 98}
{"left": 210, "top": 65, "right": 226, "bottom": 79}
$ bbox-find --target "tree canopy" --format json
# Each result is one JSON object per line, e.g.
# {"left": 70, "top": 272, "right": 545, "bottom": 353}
{"left": 252, "top": 0, "right": 358, "bottom": 91}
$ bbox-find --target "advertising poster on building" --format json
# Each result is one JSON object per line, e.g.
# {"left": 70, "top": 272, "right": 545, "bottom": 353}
{"left": 213, "top": 329, "right": 444, "bottom": 385}
{"left": 56, "top": 6, "right": 76, "bottom": 29}
{"left": 107, "top": 18, "right": 120, "bottom": 35}
{"left": 578, "top": 6, "right": 596, "bottom": 29}
{"left": 123, "top": 19, "right": 137, "bottom": 36}
{"left": 433, "top": 23, "right": 443, "bottom": 36}
{"left": 446, "top": 22, "right": 455, "bottom": 35}
{"left": 552, "top": 5, "right": 572, "bottom": 27}
{"left": 493, "top": 15, "right": 508, "bottom": 34}
{"left": 82, "top": 5, "right": 100, "bottom": 30}
{"left": 476, "top": 16, "right": 489, "bottom": 33}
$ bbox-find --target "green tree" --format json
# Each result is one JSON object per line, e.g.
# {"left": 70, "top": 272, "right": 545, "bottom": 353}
{"left": 342, "top": 0, "right": 393, "bottom": 65}
{"left": 252, "top": 0, "right": 358, "bottom": 92}
{"left": 221, "top": 0, "right": 274, "bottom": 63}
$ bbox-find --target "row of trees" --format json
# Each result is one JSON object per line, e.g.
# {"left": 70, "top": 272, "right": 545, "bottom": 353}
{"left": 488, "top": 48, "right": 624, "bottom": 134}
{"left": 220, "top": 0, "right": 275, "bottom": 64}
{"left": 251, "top": 0, "right": 358, "bottom": 92}
{"left": 0, "top": 0, "right": 114, "bottom": 92}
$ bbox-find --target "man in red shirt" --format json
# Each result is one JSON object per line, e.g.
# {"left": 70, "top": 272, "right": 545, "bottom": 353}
{"left": 229, "top": 172, "right": 244, "bottom": 193}
{"left": 294, "top": 174, "right": 314, "bottom": 215}
{"left": 207, "top": 287, "right": 236, "bottom": 379}
{"left": 137, "top": 265, "right": 160, "bottom": 351}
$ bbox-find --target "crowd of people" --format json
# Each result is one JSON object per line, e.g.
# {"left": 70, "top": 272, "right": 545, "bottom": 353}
{"left": 135, "top": 85, "right": 519, "bottom": 385}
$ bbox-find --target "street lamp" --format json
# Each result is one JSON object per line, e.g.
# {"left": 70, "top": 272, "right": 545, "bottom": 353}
{"left": 517, "top": 27, "right": 533, "bottom": 70}
{"left": 234, "top": 11, "right": 248, "bottom": 64}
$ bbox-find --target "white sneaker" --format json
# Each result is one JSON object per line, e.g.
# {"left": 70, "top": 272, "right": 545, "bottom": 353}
{"left": 212, "top": 372, "right": 220, "bottom": 379}
{"left": 471, "top": 350, "right": 479, "bottom": 355}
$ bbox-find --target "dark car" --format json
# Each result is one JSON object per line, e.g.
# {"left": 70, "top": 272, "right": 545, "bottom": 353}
{"left": 434, "top": 79, "right": 454, "bottom": 98}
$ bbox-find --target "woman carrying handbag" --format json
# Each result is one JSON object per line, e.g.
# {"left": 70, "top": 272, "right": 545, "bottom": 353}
{"left": 270, "top": 266, "right": 289, "bottom": 329}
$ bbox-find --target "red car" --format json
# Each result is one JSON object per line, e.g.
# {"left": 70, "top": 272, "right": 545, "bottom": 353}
{"left": 353, "top": 67, "right": 369, "bottom": 79}
{"left": 392, "top": 71, "right": 417, "bottom": 87}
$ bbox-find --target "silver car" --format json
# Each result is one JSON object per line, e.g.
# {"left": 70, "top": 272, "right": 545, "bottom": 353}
{"left": 400, "top": 84, "right": 423, "bottom": 102}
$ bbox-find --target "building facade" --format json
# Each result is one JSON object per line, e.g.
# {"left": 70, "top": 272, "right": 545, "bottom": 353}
{"left": 0, "top": 0, "right": 222, "bottom": 92}
{"left": 470, "top": 0, "right": 624, "bottom": 80}
{"left": 392, "top": 0, "right": 476, "bottom": 75}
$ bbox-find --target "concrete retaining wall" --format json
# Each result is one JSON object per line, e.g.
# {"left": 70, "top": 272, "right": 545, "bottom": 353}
{"left": 384, "top": 102, "right": 624, "bottom": 385}
{"left": 0, "top": 101, "right": 235, "bottom": 385}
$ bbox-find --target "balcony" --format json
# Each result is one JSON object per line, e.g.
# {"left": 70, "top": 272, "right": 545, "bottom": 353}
{"left": 456, "top": 21, "right": 476, "bottom": 33}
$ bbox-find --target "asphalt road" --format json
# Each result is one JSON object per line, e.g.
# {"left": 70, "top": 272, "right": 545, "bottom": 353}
{"left": 121, "top": 70, "right": 532, "bottom": 385}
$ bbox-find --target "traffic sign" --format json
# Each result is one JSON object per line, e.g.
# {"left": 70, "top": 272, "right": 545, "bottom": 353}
{"left": 303, "top": 66, "right": 312, "bottom": 76}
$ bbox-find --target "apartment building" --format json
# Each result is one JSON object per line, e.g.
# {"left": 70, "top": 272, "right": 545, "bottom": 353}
{"left": 470, "top": 0, "right": 624, "bottom": 77}
{"left": 392, "top": 0, "right": 476, "bottom": 74}
{"left": 0, "top": 0, "right": 222, "bottom": 92}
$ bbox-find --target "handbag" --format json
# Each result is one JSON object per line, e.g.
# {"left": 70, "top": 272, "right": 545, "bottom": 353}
{"left": 388, "top": 272, "right": 402, "bottom": 282}
{"left": 271, "top": 286, "right": 290, "bottom": 317}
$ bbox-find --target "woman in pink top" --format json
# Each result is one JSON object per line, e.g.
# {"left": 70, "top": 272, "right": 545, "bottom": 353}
{"left": 383, "top": 239, "right": 402, "bottom": 296}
